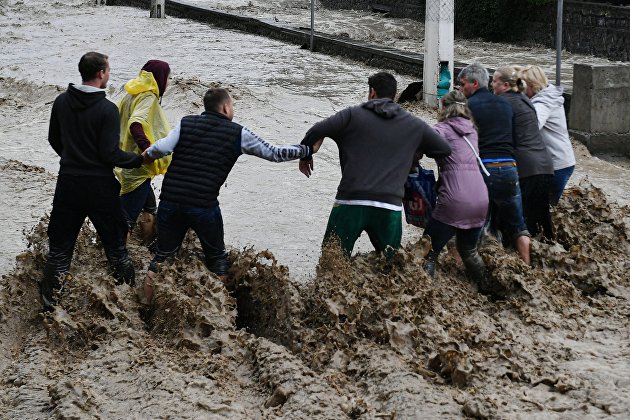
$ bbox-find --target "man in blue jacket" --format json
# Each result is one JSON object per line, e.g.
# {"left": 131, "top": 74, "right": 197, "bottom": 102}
{"left": 43, "top": 52, "right": 144, "bottom": 309}
{"left": 458, "top": 62, "right": 531, "bottom": 264}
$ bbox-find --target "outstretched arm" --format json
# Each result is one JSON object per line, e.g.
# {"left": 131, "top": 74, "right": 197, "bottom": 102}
{"left": 298, "top": 138, "right": 323, "bottom": 177}
{"left": 298, "top": 109, "right": 348, "bottom": 178}
{"left": 145, "top": 122, "right": 181, "bottom": 162}
{"left": 240, "top": 127, "right": 311, "bottom": 162}
{"left": 421, "top": 125, "right": 452, "bottom": 159}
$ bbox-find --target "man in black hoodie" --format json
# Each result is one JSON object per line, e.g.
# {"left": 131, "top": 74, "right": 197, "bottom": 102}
{"left": 42, "top": 52, "right": 143, "bottom": 309}
{"left": 299, "top": 72, "right": 451, "bottom": 258}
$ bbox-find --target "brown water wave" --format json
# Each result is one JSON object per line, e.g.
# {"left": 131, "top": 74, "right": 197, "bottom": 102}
{"left": 1, "top": 181, "right": 629, "bottom": 418}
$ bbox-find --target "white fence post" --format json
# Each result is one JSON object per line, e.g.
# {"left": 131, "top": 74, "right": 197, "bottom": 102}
{"left": 150, "top": 0, "right": 166, "bottom": 18}
{"left": 423, "top": 0, "right": 454, "bottom": 107}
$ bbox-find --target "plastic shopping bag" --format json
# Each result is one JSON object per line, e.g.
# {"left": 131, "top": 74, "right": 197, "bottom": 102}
{"left": 403, "top": 167, "right": 437, "bottom": 228}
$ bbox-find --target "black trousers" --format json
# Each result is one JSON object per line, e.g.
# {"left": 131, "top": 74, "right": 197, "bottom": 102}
{"left": 42, "top": 175, "right": 135, "bottom": 302}
{"left": 520, "top": 174, "right": 554, "bottom": 240}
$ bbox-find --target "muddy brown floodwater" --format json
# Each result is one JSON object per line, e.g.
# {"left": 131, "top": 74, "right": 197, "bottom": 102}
{"left": 1, "top": 0, "right": 630, "bottom": 418}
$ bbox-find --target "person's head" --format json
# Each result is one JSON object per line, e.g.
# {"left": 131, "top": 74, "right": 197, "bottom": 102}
{"left": 78, "top": 52, "right": 110, "bottom": 88}
{"left": 203, "top": 88, "right": 234, "bottom": 120}
{"left": 457, "top": 63, "right": 489, "bottom": 98}
{"left": 367, "top": 72, "right": 397, "bottom": 100}
{"left": 141, "top": 59, "right": 171, "bottom": 97}
{"left": 492, "top": 66, "right": 525, "bottom": 95}
{"left": 438, "top": 90, "right": 474, "bottom": 123}
{"left": 518, "top": 65, "right": 548, "bottom": 98}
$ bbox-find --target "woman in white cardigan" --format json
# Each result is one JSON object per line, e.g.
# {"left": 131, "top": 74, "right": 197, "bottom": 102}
{"left": 519, "top": 65, "right": 576, "bottom": 205}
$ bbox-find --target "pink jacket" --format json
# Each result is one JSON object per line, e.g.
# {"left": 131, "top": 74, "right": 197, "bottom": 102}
{"left": 432, "top": 117, "right": 488, "bottom": 229}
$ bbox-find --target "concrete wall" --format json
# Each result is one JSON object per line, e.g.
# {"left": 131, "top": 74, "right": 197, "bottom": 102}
{"left": 319, "top": 0, "right": 424, "bottom": 18}
{"left": 569, "top": 63, "right": 630, "bottom": 155}
{"left": 320, "top": 0, "right": 630, "bottom": 62}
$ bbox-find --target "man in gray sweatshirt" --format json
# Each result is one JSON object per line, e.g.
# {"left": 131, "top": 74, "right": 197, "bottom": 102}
{"left": 299, "top": 72, "right": 451, "bottom": 258}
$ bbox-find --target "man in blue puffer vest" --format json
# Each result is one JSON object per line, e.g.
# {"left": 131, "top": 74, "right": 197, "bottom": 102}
{"left": 142, "top": 88, "right": 317, "bottom": 303}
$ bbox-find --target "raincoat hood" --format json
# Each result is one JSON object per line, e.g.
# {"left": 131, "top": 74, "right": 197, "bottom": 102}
{"left": 444, "top": 116, "right": 476, "bottom": 137}
{"left": 66, "top": 83, "right": 106, "bottom": 110}
{"left": 532, "top": 84, "right": 564, "bottom": 109}
{"left": 361, "top": 98, "right": 400, "bottom": 119}
{"left": 124, "top": 60, "right": 170, "bottom": 98}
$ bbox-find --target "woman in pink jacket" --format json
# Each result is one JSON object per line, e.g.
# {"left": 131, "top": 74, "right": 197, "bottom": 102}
{"left": 424, "top": 91, "right": 491, "bottom": 293}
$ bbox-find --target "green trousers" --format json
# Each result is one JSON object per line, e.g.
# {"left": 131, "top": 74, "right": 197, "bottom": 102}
{"left": 323, "top": 204, "right": 402, "bottom": 258}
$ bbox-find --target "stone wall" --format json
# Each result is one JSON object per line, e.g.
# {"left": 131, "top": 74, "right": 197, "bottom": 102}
{"left": 564, "top": 2, "right": 630, "bottom": 61}
{"left": 319, "top": 0, "right": 630, "bottom": 62}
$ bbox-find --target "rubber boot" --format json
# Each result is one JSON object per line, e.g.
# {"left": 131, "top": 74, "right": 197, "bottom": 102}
{"left": 459, "top": 248, "right": 492, "bottom": 295}
{"left": 40, "top": 266, "right": 62, "bottom": 310}
{"left": 424, "top": 251, "right": 437, "bottom": 279}
{"left": 104, "top": 242, "right": 136, "bottom": 286}
{"left": 111, "top": 258, "right": 136, "bottom": 286}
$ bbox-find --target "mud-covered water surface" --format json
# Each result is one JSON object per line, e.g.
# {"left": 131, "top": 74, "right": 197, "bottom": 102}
{"left": 188, "top": 0, "right": 624, "bottom": 86}
{"left": 1, "top": 0, "right": 630, "bottom": 418}
{"left": 1, "top": 181, "right": 629, "bottom": 418}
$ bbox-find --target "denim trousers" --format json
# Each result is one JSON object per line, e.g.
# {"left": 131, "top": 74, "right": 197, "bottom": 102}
{"left": 482, "top": 165, "right": 529, "bottom": 247}
{"left": 550, "top": 165, "right": 574, "bottom": 205}
{"left": 148, "top": 200, "right": 229, "bottom": 275}
{"left": 120, "top": 178, "right": 157, "bottom": 231}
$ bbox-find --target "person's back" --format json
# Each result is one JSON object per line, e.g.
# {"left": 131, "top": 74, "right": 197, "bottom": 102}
{"left": 531, "top": 85, "right": 575, "bottom": 172}
{"left": 466, "top": 88, "right": 515, "bottom": 160}
{"left": 300, "top": 72, "right": 451, "bottom": 258}
{"left": 432, "top": 117, "right": 488, "bottom": 229}
{"left": 42, "top": 52, "right": 142, "bottom": 309}
{"left": 501, "top": 91, "right": 553, "bottom": 178}
{"left": 141, "top": 87, "right": 312, "bottom": 303}
{"left": 160, "top": 111, "right": 243, "bottom": 208}
{"left": 307, "top": 98, "right": 447, "bottom": 206}
{"left": 50, "top": 85, "right": 140, "bottom": 175}
{"left": 457, "top": 63, "right": 531, "bottom": 265}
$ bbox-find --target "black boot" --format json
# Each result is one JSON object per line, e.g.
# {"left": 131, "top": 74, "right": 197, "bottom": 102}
{"left": 40, "top": 266, "right": 62, "bottom": 310}
{"left": 111, "top": 258, "right": 136, "bottom": 286}
{"left": 424, "top": 251, "right": 437, "bottom": 279}
{"left": 106, "top": 245, "right": 136, "bottom": 286}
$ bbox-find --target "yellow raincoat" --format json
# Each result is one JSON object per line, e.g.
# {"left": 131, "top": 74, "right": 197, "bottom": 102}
{"left": 115, "top": 70, "right": 172, "bottom": 195}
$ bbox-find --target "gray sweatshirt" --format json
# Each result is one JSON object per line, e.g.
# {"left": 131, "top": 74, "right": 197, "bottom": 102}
{"left": 531, "top": 84, "right": 576, "bottom": 171}
{"left": 302, "top": 98, "right": 451, "bottom": 206}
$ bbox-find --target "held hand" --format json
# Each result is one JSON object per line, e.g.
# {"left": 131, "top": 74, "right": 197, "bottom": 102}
{"left": 299, "top": 159, "right": 314, "bottom": 178}
{"left": 142, "top": 150, "right": 156, "bottom": 165}
{"left": 311, "top": 138, "right": 324, "bottom": 154}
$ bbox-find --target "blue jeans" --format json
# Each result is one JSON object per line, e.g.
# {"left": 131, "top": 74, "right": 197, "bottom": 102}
{"left": 148, "top": 200, "right": 228, "bottom": 275}
{"left": 482, "top": 165, "right": 529, "bottom": 247}
{"left": 550, "top": 165, "right": 574, "bottom": 205}
{"left": 120, "top": 178, "right": 157, "bottom": 232}
{"left": 424, "top": 218, "right": 482, "bottom": 257}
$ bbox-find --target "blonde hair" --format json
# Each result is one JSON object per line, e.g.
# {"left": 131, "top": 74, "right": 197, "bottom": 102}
{"left": 438, "top": 90, "right": 474, "bottom": 123}
{"left": 495, "top": 66, "right": 525, "bottom": 93}
{"left": 518, "top": 65, "right": 548, "bottom": 95}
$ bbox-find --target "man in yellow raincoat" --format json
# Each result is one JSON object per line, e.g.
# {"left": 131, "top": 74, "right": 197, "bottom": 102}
{"left": 115, "top": 60, "right": 172, "bottom": 242}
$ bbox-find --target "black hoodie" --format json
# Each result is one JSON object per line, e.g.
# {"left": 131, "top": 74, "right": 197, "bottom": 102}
{"left": 48, "top": 84, "right": 142, "bottom": 176}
